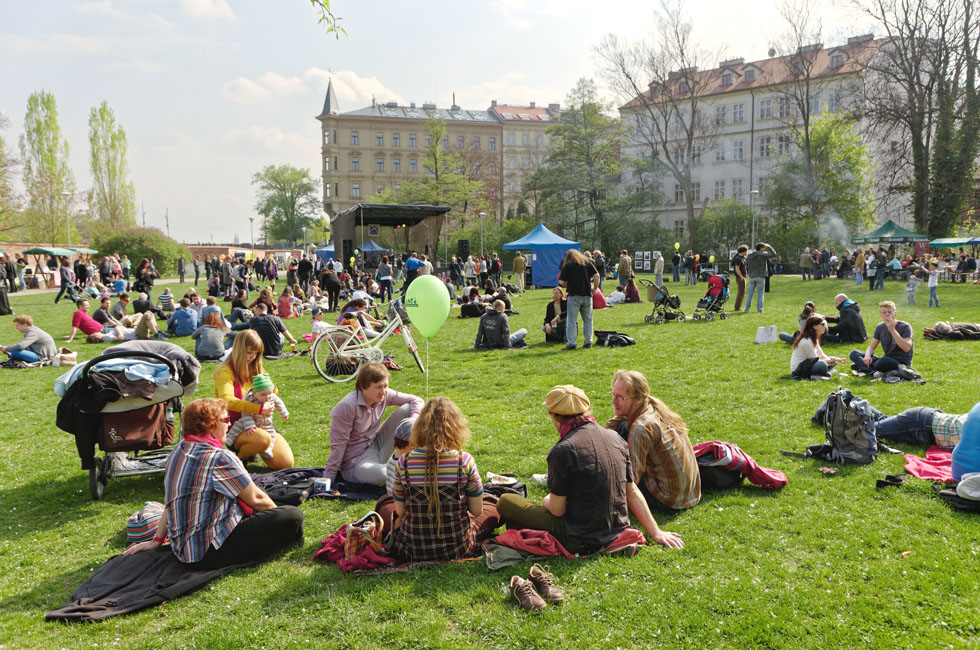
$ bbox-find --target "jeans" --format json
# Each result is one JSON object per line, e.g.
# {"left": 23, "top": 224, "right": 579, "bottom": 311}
{"left": 685, "top": 269, "right": 695, "bottom": 285}
{"left": 822, "top": 262, "right": 830, "bottom": 278}
{"left": 744, "top": 276, "right": 765, "bottom": 312}
{"left": 672, "top": 264, "right": 680, "bottom": 282}
{"left": 496, "top": 494, "right": 584, "bottom": 554}
{"left": 380, "top": 279, "right": 393, "bottom": 302}
{"left": 655, "top": 273, "right": 663, "bottom": 286}
{"left": 798, "top": 359, "right": 831, "bottom": 378}
{"left": 565, "top": 294, "right": 594, "bottom": 347}
{"left": 874, "top": 407, "right": 938, "bottom": 446}
{"left": 802, "top": 268, "right": 810, "bottom": 281}
{"left": 929, "top": 285, "right": 939, "bottom": 307}
{"left": 848, "top": 350, "right": 903, "bottom": 374}
{"left": 874, "top": 268, "right": 885, "bottom": 290}
{"left": 343, "top": 404, "right": 416, "bottom": 486}
{"left": 17, "top": 269, "right": 26, "bottom": 291}
{"left": 8, "top": 349, "right": 41, "bottom": 362}
{"left": 192, "top": 505, "right": 304, "bottom": 570}
{"left": 510, "top": 328, "right": 527, "bottom": 346}
{"left": 778, "top": 331, "right": 798, "bottom": 344}
{"left": 855, "top": 270, "right": 863, "bottom": 286}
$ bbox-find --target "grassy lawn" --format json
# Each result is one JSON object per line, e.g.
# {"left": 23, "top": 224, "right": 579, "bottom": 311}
{"left": 1, "top": 275, "right": 979, "bottom": 649}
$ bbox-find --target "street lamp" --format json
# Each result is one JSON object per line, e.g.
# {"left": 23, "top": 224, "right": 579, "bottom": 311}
{"left": 302, "top": 226, "right": 307, "bottom": 252}
{"left": 248, "top": 217, "right": 255, "bottom": 259}
{"left": 749, "top": 189, "right": 760, "bottom": 246}
{"left": 61, "top": 190, "right": 71, "bottom": 248}
{"left": 479, "top": 212, "right": 486, "bottom": 257}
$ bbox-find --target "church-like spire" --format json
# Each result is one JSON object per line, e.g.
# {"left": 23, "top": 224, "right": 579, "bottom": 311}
{"left": 318, "top": 79, "right": 339, "bottom": 116}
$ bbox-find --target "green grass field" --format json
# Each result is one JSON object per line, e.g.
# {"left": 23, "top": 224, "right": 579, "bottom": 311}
{"left": 1, "top": 275, "right": 979, "bottom": 649}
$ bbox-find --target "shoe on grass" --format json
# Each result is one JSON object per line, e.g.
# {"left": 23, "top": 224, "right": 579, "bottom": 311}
{"left": 529, "top": 564, "right": 564, "bottom": 604}
{"left": 531, "top": 473, "right": 548, "bottom": 486}
{"left": 510, "top": 575, "right": 546, "bottom": 612}
{"left": 561, "top": 345, "right": 576, "bottom": 351}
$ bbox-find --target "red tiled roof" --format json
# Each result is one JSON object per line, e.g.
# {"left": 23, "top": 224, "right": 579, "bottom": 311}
{"left": 488, "top": 105, "right": 556, "bottom": 122}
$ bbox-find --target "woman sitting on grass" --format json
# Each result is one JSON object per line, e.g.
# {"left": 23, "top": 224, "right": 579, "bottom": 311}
{"left": 790, "top": 316, "right": 845, "bottom": 380}
{"left": 779, "top": 301, "right": 818, "bottom": 344}
{"left": 387, "top": 397, "right": 500, "bottom": 562}
{"left": 624, "top": 275, "right": 641, "bottom": 303}
{"left": 123, "top": 397, "right": 303, "bottom": 568}
{"left": 191, "top": 312, "right": 230, "bottom": 362}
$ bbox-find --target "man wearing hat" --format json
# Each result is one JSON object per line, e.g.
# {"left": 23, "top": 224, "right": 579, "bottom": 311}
{"left": 497, "top": 385, "right": 683, "bottom": 551}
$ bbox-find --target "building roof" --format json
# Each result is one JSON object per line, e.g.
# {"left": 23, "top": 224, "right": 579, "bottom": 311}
{"left": 620, "top": 35, "right": 887, "bottom": 110}
{"left": 336, "top": 102, "right": 500, "bottom": 123}
{"left": 318, "top": 79, "right": 339, "bottom": 117}
{"left": 488, "top": 104, "right": 557, "bottom": 123}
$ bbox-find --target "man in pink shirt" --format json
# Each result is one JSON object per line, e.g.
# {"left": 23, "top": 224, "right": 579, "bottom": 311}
{"left": 66, "top": 299, "right": 109, "bottom": 342}
{"left": 324, "top": 362, "right": 423, "bottom": 485}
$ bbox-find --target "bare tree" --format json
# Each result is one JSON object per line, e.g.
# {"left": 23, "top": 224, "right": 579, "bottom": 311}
{"left": 0, "top": 111, "right": 23, "bottom": 235}
{"left": 595, "top": 0, "right": 722, "bottom": 234}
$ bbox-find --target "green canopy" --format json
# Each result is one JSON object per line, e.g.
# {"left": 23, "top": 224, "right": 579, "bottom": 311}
{"left": 21, "top": 247, "right": 76, "bottom": 257}
{"left": 852, "top": 219, "right": 929, "bottom": 245}
{"left": 928, "top": 237, "right": 973, "bottom": 248}
{"left": 69, "top": 247, "right": 98, "bottom": 254}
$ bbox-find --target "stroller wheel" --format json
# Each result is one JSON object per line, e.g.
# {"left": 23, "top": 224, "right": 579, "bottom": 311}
{"left": 693, "top": 313, "right": 701, "bottom": 320}
{"left": 677, "top": 312, "right": 686, "bottom": 322}
{"left": 720, "top": 312, "right": 729, "bottom": 320}
{"left": 644, "top": 314, "right": 654, "bottom": 323}
{"left": 89, "top": 456, "right": 107, "bottom": 501}
{"left": 706, "top": 312, "right": 715, "bottom": 321}
{"left": 655, "top": 315, "right": 666, "bottom": 324}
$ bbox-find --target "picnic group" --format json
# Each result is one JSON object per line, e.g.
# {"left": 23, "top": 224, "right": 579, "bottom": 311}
{"left": 4, "top": 243, "right": 979, "bottom": 619}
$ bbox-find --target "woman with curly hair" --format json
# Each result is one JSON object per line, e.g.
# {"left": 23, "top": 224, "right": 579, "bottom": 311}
{"left": 387, "top": 397, "right": 500, "bottom": 562}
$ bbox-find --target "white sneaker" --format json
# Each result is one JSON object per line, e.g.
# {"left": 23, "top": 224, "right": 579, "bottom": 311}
{"left": 531, "top": 473, "right": 548, "bottom": 486}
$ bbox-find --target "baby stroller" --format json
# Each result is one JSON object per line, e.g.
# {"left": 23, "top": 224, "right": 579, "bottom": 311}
{"left": 639, "top": 279, "right": 686, "bottom": 324}
{"left": 692, "top": 274, "right": 730, "bottom": 321}
{"left": 56, "top": 349, "right": 192, "bottom": 500}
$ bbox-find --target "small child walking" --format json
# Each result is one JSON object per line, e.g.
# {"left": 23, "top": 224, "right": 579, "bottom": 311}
{"left": 906, "top": 275, "right": 919, "bottom": 305}
{"left": 928, "top": 262, "right": 940, "bottom": 308}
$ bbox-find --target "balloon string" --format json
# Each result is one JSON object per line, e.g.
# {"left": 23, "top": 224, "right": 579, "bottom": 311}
{"left": 425, "top": 339, "right": 429, "bottom": 400}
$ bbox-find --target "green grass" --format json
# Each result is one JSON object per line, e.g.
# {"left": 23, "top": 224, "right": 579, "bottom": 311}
{"left": 1, "top": 276, "right": 979, "bottom": 649}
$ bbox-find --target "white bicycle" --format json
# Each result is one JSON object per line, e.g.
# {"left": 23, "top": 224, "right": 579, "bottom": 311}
{"left": 311, "top": 300, "right": 425, "bottom": 382}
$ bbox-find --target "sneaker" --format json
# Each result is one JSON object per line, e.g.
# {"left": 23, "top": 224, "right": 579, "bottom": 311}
{"left": 531, "top": 473, "right": 548, "bottom": 486}
{"left": 561, "top": 345, "right": 577, "bottom": 351}
{"left": 529, "top": 564, "right": 564, "bottom": 604}
{"left": 510, "top": 575, "right": 546, "bottom": 612}
{"left": 582, "top": 343, "right": 592, "bottom": 349}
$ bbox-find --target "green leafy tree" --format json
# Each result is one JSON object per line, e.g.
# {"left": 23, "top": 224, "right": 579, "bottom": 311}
{"left": 18, "top": 90, "right": 77, "bottom": 245}
{"left": 252, "top": 165, "right": 321, "bottom": 245}
{"left": 691, "top": 199, "right": 753, "bottom": 260}
{"left": 453, "top": 218, "right": 530, "bottom": 267}
{"left": 92, "top": 227, "right": 189, "bottom": 276}
{"left": 88, "top": 101, "right": 137, "bottom": 231}
{"left": 309, "top": 0, "right": 345, "bottom": 38}
{"left": 515, "top": 199, "right": 529, "bottom": 218}
{"left": 0, "top": 112, "right": 23, "bottom": 236}
{"left": 765, "top": 113, "right": 874, "bottom": 236}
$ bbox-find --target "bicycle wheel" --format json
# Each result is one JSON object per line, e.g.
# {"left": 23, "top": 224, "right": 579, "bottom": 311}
{"left": 401, "top": 326, "right": 426, "bottom": 373}
{"left": 311, "top": 326, "right": 365, "bottom": 382}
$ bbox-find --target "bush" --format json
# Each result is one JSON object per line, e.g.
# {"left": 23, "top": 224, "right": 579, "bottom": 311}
{"left": 91, "top": 227, "right": 190, "bottom": 276}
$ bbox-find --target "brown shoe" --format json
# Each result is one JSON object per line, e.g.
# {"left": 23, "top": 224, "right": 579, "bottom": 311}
{"left": 529, "top": 564, "right": 564, "bottom": 604}
{"left": 509, "top": 575, "right": 546, "bottom": 611}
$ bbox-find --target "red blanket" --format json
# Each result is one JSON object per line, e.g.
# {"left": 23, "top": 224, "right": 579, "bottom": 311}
{"left": 312, "top": 523, "right": 396, "bottom": 572}
{"left": 904, "top": 445, "right": 955, "bottom": 483}
{"left": 492, "top": 527, "right": 646, "bottom": 558}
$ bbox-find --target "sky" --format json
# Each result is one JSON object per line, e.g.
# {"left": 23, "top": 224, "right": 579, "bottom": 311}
{"left": 0, "top": 0, "right": 871, "bottom": 244}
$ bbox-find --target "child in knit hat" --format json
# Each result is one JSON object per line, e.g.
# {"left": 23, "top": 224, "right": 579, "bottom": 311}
{"left": 226, "top": 373, "right": 289, "bottom": 462}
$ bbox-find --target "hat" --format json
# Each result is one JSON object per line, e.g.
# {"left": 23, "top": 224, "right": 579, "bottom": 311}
{"left": 310, "top": 306, "right": 322, "bottom": 316}
{"left": 252, "top": 373, "right": 275, "bottom": 392}
{"left": 543, "top": 385, "right": 590, "bottom": 415}
{"left": 394, "top": 417, "right": 415, "bottom": 441}
{"left": 957, "top": 473, "right": 980, "bottom": 501}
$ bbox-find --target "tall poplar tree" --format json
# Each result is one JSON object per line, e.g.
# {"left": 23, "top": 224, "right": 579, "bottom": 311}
{"left": 19, "top": 90, "right": 76, "bottom": 245}
{"left": 88, "top": 101, "right": 137, "bottom": 230}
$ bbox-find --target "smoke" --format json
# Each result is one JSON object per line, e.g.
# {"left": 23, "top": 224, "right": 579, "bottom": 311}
{"left": 817, "top": 211, "right": 850, "bottom": 248}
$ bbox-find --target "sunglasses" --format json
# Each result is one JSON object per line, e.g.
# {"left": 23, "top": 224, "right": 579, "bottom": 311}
{"left": 220, "top": 416, "right": 231, "bottom": 423}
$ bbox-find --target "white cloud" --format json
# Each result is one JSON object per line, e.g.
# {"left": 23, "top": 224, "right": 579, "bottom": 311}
{"left": 0, "top": 33, "right": 111, "bottom": 55}
{"left": 449, "top": 72, "right": 564, "bottom": 109}
{"left": 111, "top": 58, "right": 171, "bottom": 74}
{"left": 178, "top": 0, "right": 235, "bottom": 20}
{"left": 219, "top": 77, "right": 271, "bottom": 104}
{"left": 256, "top": 72, "right": 307, "bottom": 97}
{"left": 304, "top": 68, "right": 405, "bottom": 109}
{"left": 220, "top": 125, "right": 307, "bottom": 152}
{"left": 74, "top": 0, "right": 130, "bottom": 19}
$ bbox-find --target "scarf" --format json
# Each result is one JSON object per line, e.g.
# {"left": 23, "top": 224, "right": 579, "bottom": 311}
{"left": 557, "top": 414, "right": 596, "bottom": 439}
{"left": 183, "top": 433, "right": 254, "bottom": 516}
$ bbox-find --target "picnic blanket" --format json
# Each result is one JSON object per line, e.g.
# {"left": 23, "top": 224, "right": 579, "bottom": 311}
{"left": 250, "top": 467, "right": 385, "bottom": 501}
{"left": 312, "top": 523, "right": 482, "bottom": 574}
{"left": 904, "top": 445, "right": 955, "bottom": 483}
{"left": 483, "top": 528, "right": 646, "bottom": 570}
{"left": 693, "top": 441, "right": 788, "bottom": 489}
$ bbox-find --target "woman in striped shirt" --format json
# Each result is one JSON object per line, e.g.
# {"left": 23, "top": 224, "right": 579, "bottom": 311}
{"left": 388, "top": 397, "right": 500, "bottom": 562}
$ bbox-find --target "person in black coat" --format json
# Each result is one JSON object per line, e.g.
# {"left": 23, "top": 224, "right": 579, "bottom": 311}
{"left": 823, "top": 293, "right": 868, "bottom": 344}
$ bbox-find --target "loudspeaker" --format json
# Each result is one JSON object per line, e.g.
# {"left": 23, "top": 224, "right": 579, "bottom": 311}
{"left": 342, "top": 239, "right": 354, "bottom": 270}
{"left": 457, "top": 239, "right": 470, "bottom": 259}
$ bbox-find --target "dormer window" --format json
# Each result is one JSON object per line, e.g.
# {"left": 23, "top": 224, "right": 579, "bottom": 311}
{"left": 830, "top": 53, "right": 844, "bottom": 68}
{"left": 745, "top": 69, "right": 756, "bottom": 82}
{"left": 721, "top": 72, "right": 732, "bottom": 86}
{"left": 678, "top": 80, "right": 689, "bottom": 93}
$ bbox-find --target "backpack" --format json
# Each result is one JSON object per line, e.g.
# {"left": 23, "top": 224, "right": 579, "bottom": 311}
{"left": 595, "top": 330, "right": 636, "bottom": 347}
{"left": 811, "top": 388, "right": 879, "bottom": 464}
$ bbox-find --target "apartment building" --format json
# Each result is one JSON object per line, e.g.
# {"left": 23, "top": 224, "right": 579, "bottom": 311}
{"left": 618, "top": 34, "right": 895, "bottom": 238}
{"left": 316, "top": 81, "right": 559, "bottom": 220}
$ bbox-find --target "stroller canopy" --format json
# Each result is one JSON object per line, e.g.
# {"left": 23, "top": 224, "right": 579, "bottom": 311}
{"left": 502, "top": 223, "right": 580, "bottom": 287}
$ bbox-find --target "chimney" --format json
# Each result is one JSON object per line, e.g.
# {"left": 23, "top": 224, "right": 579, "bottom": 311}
{"left": 720, "top": 57, "right": 744, "bottom": 68}
{"left": 529, "top": 102, "right": 536, "bottom": 108}
{"left": 410, "top": 102, "right": 416, "bottom": 108}
{"left": 491, "top": 100, "right": 497, "bottom": 106}
{"left": 847, "top": 33, "right": 874, "bottom": 44}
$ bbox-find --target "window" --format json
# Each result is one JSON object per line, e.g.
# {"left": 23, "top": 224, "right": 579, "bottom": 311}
{"left": 830, "top": 53, "right": 844, "bottom": 68}
{"left": 441, "top": 136, "right": 448, "bottom": 148}
{"left": 409, "top": 133, "right": 417, "bottom": 147}
{"left": 715, "top": 143, "right": 725, "bottom": 162}
{"left": 489, "top": 137, "right": 496, "bottom": 151}
{"left": 458, "top": 135, "right": 465, "bottom": 149}
{"left": 678, "top": 80, "right": 689, "bottom": 93}
{"left": 759, "top": 136, "right": 771, "bottom": 158}
{"left": 745, "top": 69, "right": 756, "bottom": 83}
{"left": 691, "top": 144, "right": 702, "bottom": 164}
{"left": 409, "top": 159, "right": 417, "bottom": 173}
{"left": 674, "top": 219, "right": 685, "bottom": 237}
{"left": 507, "top": 133, "right": 515, "bottom": 145}
{"left": 759, "top": 99, "right": 772, "bottom": 119}
{"left": 778, "top": 135, "right": 792, "bottom": 155}
{"left": 778, "top": 97, "right": 792, "bottom": 118}
{"left": 714, "top": 179, "right": 726, "bottom": 200}
{"left": 324, "top": 157, "right": 331, "bottom": 171}
{"left": 733, "top": 139, "right": 744, "bottom": 161}
{"left": 732, "top": 103, "right": 744, "bottom": 123}
{"left": 674, "top": 183, "right": 684, "bottom": 203}
{"left": 351, "top": 156, "right": 359, "bottom": 171}
{"left": 828, "top": 91, "right": 841, "bottom": 112}
{"left": 393, "top": 158, "right": 401, "bottom": 172}
{"left": 334, "top": 182, "right": 338, "bottom": 197}
{"left": 393, "top": 133, "right": 400, "bottom": 147}
{"left": 323, "top": 131, "right": 330, "bottom": 145}
{"left": 715, "top": 106, "right": 727, "bottom": 125}
{"left": 522, "top": 133, "right": 530, "bottom": 145}
{"left": 721, "top": 72, "right": 732, "bottom": 86}
{"left": 536, "top": 134, "right": 543, "bottom": 147}
{"left": 426, "top": 135, "right": 432, "bottom": 147}
{"left": 473, "top": 161, "right": 480, "bottom": 174}
{"left": 690, "top": 182, "right": 701, "bottom": 202}
{"left": 376, "top": 132, "right": 383, "bottom": 146}
{"left": 325, "top": 184, "right": 331, "bottom": 197}
{"left": 488, "top": 162, "right": 495, "bottom": 174}
{"left": 757, "top": 176, "right": 767, "bottom": 199}
{"left": 808, "top": 93, "right": 821, "bottom": 115}
{"left": 522, "top": 157, "right": 531, "bottom": 169}
{"left": 473, "top": 136, "right": 480, "bottom": 149}
{"left": 351, "top": 131, "right": 359, "bottom": 145}
{"left": 351, "top": 183, "right": 360, "bottom": 198}
{"left": 376, "top": 157, "right": 384, "bottom": 172}
{"left": 507, "top": 156, "right": 516, "bottom": 169}
{"left": 732, "top": 178, "right": 744, "bottom": 200}
{"left": 507, "top": 180, "right": 516, "bottom": 192}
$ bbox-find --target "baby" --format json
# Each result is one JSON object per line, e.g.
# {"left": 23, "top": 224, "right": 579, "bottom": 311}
{"left": 226, "top": 373, "right": 289, "bottom": 461}
{"left": 906, "top": 275, "right": 919, "bottom": 305}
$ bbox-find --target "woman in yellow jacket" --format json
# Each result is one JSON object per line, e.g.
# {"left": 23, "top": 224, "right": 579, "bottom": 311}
{"left": 214, "top": 330, "right": 294, "bottom": 469}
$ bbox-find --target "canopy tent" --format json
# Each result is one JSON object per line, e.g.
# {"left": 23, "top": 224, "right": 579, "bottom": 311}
{"left": 360, "top": 239, "right": 387, "bottom": 253}
{"left": 929, "top": 237, "right": 974, "bottom": 248}
{"left": 69, "top": 247, "right": 98, "bottom": 255}
{"left": 331, "top": 204, "right": 451, "bottom": 267}
{"left": 21, "top": 247, "right": 77, "bottom": 257}
{"left": 314, "top": 244, "right": 335, "bottom": 265}
{"left": 502, "top": 223, "right": 581, "bottom": 287}
{"left": 852, "top": 219, "right": 929, "bottom": 245}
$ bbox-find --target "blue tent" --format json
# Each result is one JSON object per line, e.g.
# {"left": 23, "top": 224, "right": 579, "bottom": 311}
{"left": 502, "top": 223, "right": 580, "bottom": 287}
{"left": 360, "top": 239, "right": 386, "bottom": 253}
{"left": 314, "top": 244, "right": 335, "bottom": 265}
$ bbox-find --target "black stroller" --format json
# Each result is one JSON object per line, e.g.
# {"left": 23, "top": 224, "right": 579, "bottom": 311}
{"left": 692, "top": 274, "right": 730, "bottom": 321}
{"left": 640, "top": 279, "right": 686, "bottom": 324}
{"left": 56, "top": 349, "right": 194, "bottom": 500}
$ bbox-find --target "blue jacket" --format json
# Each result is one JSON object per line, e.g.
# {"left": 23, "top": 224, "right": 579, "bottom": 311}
{"left": 168, "top": 307, "right": 199, "bottom": 337}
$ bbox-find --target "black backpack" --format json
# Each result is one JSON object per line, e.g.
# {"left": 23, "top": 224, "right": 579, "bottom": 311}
{"left": 595, "top": 330, "right": 636, "bottom": 347}
{"left": 808, "top": 388, "right": 879, "bottom": 464}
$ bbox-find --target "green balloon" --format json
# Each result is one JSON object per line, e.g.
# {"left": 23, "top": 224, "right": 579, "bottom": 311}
{"left": 404, "top": 275, "right": 450, "bottom": 338}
